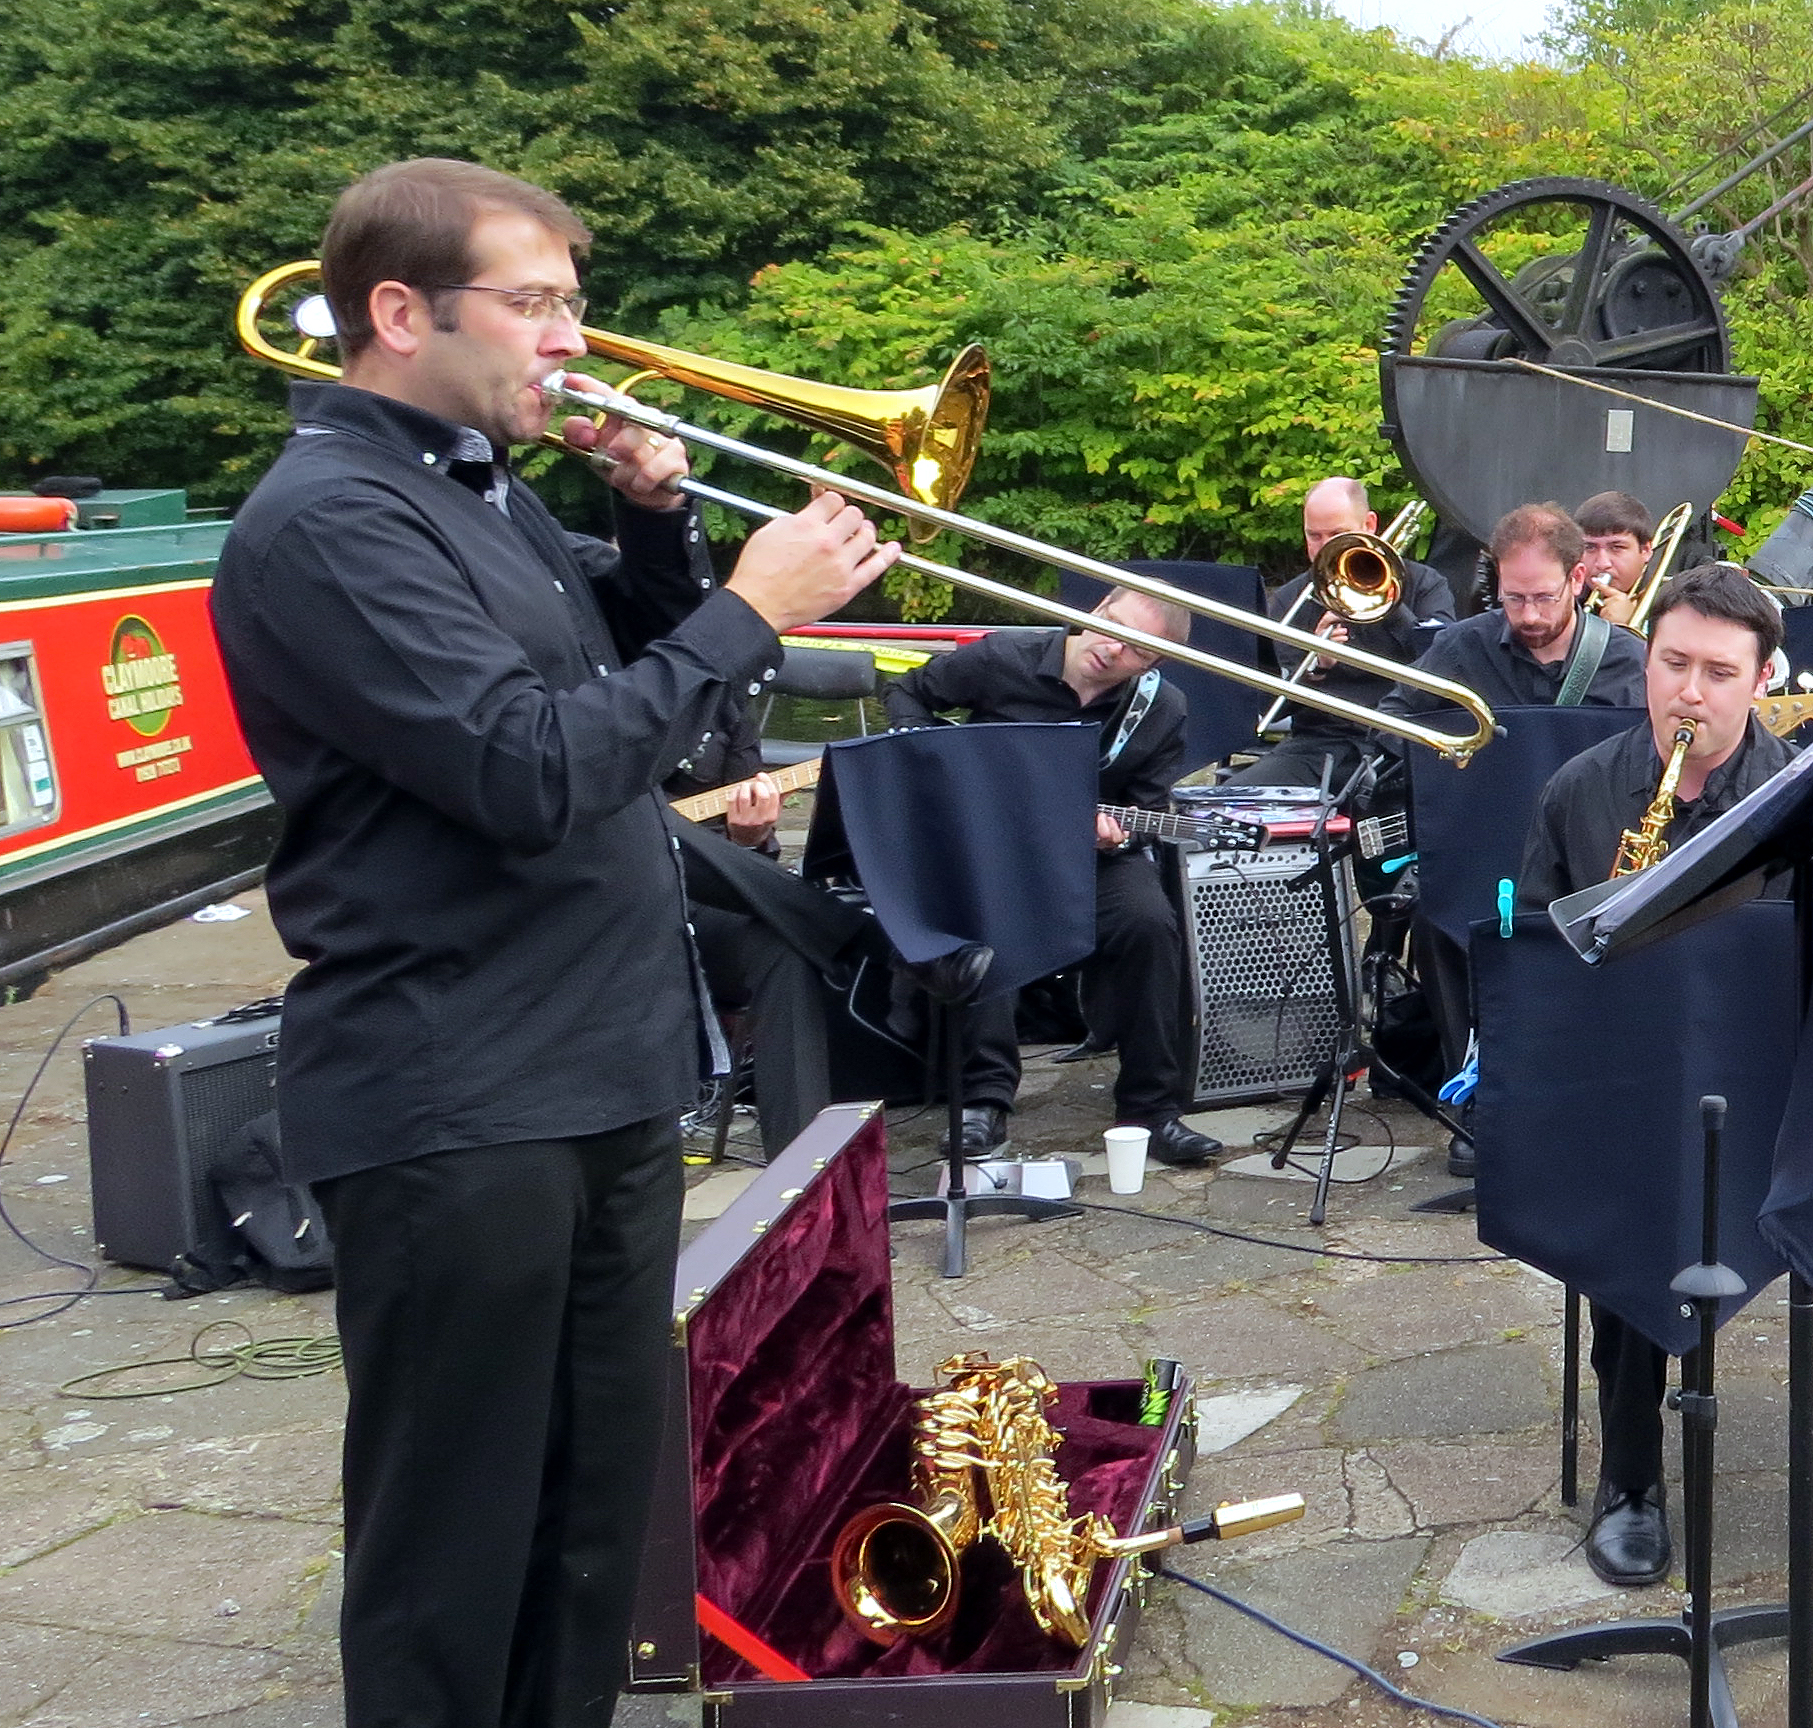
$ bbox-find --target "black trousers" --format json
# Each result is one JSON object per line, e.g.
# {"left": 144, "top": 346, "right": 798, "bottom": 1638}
{"left": 1412, "top": 915, "right": 1473, "bottom": 1081}
{"left": 1590, "top": 1300, "right": 1670, "bottom": 1494}
{"left": 691, "top": 901, "right": 830, "bottom": 1159}
{"left": 316, "top": 1120, "right": 683, "bottom": 1728}
{"left": 965, "top": 848, "right": 1184, "bottom": 1123}
{"left": 1223, "top": 731, "right": 1367, "bottom": 792}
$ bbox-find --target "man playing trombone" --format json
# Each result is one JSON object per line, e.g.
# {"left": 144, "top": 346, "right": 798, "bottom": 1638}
{"left": 1227, "top": 477, "right": 1454, "bottom": 792}
{"left": 1577, "top": 490, "right": 1656, "bottom": 629}
{"left": 210, "top": 158, "right": 898, "bottom": 1728}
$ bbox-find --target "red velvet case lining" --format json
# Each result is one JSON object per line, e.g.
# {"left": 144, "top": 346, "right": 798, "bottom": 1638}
{"left": 686, "top": 1117, "right": 1169, "bottom": 1684}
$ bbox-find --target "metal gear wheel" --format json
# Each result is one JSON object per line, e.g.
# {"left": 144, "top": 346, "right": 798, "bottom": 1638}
{"left": 1383, "top": 176, "right": 1729, "bottom": 375}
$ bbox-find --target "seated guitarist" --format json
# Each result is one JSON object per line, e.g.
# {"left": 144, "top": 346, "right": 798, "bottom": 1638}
{"left": 881, "top": 590, "right": 1223, "bottom": 1166}
{"left": 665, "top": 693, "right": 871, "bottom": 1161}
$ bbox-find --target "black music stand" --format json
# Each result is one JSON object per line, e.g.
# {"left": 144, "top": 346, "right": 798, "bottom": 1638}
{"left": 1407, "top": 704, "right": 1644, "bottom": 1215}
{"left": 1473, "top": 909, "right": 1795, "bottom": 1727}
{"left": 1257, "top": 759, "right": 1466, "bottom": 1226}
{"left": 803, "top": 722, "right": 1099, "bottom": 1277}
{"left": 1539, "top": 748, "right": 1813, "bottom": 1728}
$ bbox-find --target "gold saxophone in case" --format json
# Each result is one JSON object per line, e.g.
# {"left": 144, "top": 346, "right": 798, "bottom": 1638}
{"left": 830, "top": 1352, "right": 1304, "bottom": 1648}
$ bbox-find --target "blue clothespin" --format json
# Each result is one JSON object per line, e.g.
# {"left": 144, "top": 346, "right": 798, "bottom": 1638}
{"left": 1381, "top": 852, "right": 1416, "bottom": 875}
{"left": 1439, "top": 1033, "right": 1479, "bottom": 1105}
{"left": 1497, "top": 877, "right": 1515, "bottom": 939}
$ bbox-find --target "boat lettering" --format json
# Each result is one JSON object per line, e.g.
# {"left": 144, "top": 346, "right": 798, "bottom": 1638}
{"left": 102, "top": 615, "right": 185, "bottom": 739}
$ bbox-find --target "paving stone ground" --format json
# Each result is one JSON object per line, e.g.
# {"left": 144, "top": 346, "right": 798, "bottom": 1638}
{"left": 0, "top": 893, "right": 1797, "bottom": 1727}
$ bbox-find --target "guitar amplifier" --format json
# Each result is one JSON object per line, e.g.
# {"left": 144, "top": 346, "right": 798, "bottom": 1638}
{"left": 1183, "top": 829, "right": 1358, "bottom": 1105}
{"left": 84, "top": 1003, "right": 281, "bottom": 1272}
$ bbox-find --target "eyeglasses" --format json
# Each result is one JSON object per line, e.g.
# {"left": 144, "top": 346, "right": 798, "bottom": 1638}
{"left": 423, "top": 284, "right": 589, "bottom": 326}
{"left": 1500, "top": 590, "right": 1570, "bottom": 611}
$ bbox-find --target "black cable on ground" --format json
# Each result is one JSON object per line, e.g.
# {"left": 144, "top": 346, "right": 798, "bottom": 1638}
{"left": 0, "top": 994, "right": 132, "bottom": 1329}
{"left": 1074, "top": 1198, "right": 1506, "bottom": 1266}
{"left": 1157, "top": 1566, "right": 1507, "bottom": 1728}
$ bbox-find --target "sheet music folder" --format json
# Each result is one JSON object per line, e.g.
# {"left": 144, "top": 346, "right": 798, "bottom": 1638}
{"left": 1548, "top": 745, "right": 1813, "bottom": 963}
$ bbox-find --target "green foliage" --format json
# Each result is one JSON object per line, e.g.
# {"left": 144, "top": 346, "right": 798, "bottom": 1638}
{"left": 5, "top": 0, "right": 1813, "bottom": 601}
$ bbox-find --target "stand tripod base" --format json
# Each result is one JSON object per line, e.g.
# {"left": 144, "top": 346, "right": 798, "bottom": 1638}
{"left": 1500, "top": 1604, "right": 1786, "bottom": 1728}
{"left": 888, "top": 1192, "right": 1082, "bottom": 1278}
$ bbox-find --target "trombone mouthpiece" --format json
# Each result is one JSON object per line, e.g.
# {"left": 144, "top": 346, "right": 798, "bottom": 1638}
{"left": 540, "top": 371, "right": 571, "bottom": 400}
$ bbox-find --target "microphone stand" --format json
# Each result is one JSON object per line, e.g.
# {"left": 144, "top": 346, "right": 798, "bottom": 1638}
{"left": 1265, "top": 755, "right": 1468, "bottom": 1226}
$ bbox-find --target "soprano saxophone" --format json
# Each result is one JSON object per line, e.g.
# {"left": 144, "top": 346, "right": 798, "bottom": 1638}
{"left": 1610, "top": 719, "right": 1699, "bottom": 878}
{"left": 829, "top": 1352, "right": 1303, "bottom": 1647}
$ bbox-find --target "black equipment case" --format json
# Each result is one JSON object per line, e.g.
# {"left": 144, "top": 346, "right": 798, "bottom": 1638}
{"left": 627, "top": 1102, "right": 1198, "bottom": 1726}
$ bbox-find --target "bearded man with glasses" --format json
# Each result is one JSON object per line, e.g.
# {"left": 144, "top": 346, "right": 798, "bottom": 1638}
{"left": 1377, "top": 503, "right": 1648, "bottom": 1173}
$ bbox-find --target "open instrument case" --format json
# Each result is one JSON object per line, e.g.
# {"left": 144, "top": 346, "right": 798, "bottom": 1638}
{"left": 627, "top": 1102, "right": 1198, "bottom": 1727}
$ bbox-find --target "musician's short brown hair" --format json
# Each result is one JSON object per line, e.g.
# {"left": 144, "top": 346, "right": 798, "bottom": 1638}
{"left": 1648, "top": 563, "right": 1782, "bottom": 671}
{"left": 1490, "top": 503, "right": 1584, "bottom": 577}
{"left": 1102, "top": 587, "right": 1191, "bottom": 644}
{"left": 1576, "top": 491, "right": 1655, "bottom": 545}
{"left": 322, "top": 159, "right": 590, "bottom": 359}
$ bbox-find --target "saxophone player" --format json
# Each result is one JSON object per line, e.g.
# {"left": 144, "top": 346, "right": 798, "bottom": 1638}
{"left": 1518, "top": 563, "right": 1790, "bottom": 1588}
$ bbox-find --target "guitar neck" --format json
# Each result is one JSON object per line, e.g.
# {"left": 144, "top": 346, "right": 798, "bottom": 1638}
{"left": 669, "top": 757, "right": 823, "bottom": 824}
{"left": 1100, "top": 803, "right": 1265, "bottom": 850}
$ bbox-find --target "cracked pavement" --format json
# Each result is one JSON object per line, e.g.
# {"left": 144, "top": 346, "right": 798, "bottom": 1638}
{"left": 0, "top": 891, "right": 1796, "bottom": 1727}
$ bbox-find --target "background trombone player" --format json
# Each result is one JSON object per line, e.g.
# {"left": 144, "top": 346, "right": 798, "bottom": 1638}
{"left": 1227, "top": 477, "right": 1455, "bottom": 792}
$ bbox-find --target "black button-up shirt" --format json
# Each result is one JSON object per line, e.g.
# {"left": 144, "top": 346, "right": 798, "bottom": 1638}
{"left": 1519, "top": 716, "right": 1794, "bottom": 909}
{"left": 210, "top": 382, "right": 781, "bottom": 1183}
{"left": 880, "top": 628, "right": 1186, "bottom": 808}
{"left": 1272, "top": 557, "right": 1454, "bottom": 738}
{"left": 1380, "top": 606, "right": 1647, "bottom": 719}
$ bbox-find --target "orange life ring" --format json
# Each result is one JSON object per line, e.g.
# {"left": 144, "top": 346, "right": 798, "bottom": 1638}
{"left": 0, "top": 497, "right": 78, "bottom": 532}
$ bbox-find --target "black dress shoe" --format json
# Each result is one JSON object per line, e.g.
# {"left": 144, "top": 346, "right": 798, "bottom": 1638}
{"left": 943, "top": 1104, "right": 1008, "bottom": 1159}
{"left": 1585, "top": 1481, "right": 1670, "bottom": 1587}
{"left": 1052, "top": 1034, "right": 1116, "bottom": 1064}
{"left": 1446, "top": 1132, "right": 1476, "bottom": 1178}
{"left": 1145, "top": 1117, "right": 1224, "bottom": 1167}
{"left": 900, "top": 942, "right": 995, "bottom": 1006}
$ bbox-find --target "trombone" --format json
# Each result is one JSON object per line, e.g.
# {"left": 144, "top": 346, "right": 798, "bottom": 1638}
{"left": 1585, "top": 500, "right": 1694, "bottom": 634}
{"left": 235, "top": 263, "right": 1499, "bottom": 764}
{"left": 1255, "top": 498, "right": 1427, "bottom": 735}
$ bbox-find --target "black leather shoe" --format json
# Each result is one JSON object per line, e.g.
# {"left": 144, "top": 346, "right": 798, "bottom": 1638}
{"left": 943, "top": 1104, "right": 1008, "bottom": 1159}
{"left": 1585, "top": 1482, "right": 1670, "bottom": 1587}
{"left": 1446, "top": 1133, "right": 1476, "bottom": 1178}
{"left": 1146, "top": 1117, "right": 1224, "bottom": 1167}
{"left": 900, "top": 942, "right": 995, "bottom": 1007}
{"left": 1052, "top": 1035, "right": 1116, "bottom": 1064}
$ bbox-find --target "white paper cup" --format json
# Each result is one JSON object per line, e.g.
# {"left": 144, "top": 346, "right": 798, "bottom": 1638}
{"left": 1104, "top": 1125, "right": 1150, "bottom": 1195}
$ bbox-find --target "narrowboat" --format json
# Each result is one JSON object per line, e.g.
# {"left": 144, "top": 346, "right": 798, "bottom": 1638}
{"left": 0, "top": 488, "right": 278, "bottom": 991}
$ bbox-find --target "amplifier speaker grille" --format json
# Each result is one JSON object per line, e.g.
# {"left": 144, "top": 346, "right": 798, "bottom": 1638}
{"left": 1185, "top": 839, "right": 1357, "bottom": 1105}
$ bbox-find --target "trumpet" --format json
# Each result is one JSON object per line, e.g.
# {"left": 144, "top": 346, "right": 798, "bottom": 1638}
{"left": 235, "top": 263, "right": 1500, "bottom": 764}
{"left": 1255, "top": 499, "right": 1427, "bottom": 735}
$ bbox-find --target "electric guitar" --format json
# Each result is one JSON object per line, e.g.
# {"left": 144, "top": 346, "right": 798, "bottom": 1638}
{"left": 1096, "top": 804, "right": 1268, "bottom": 853}
{"left": 669, "top": 758, "right": 823, "bottom": 824}
{"left": 672, "top": 769, "right": 1267, "bottom": 854}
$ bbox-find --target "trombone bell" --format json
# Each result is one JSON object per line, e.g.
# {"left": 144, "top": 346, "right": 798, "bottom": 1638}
{"left": 581, "top": 329, "right": 988, "bottom": 542}
{"left": 1311, "top": 531, "right": 1404, "bottom": 625}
